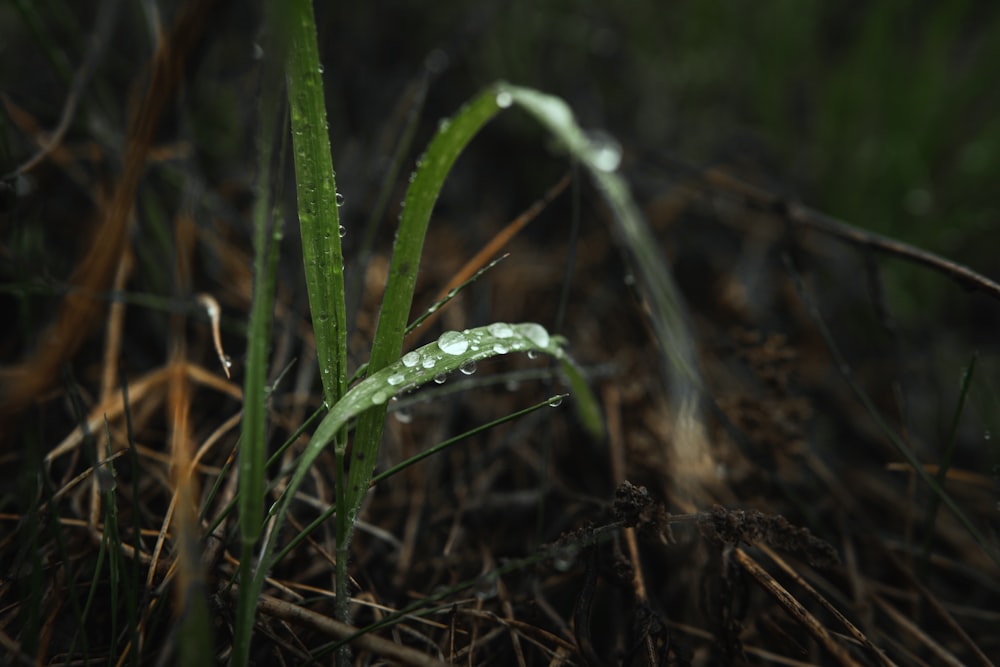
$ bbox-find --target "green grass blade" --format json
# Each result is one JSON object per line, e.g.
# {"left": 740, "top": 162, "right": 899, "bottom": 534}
{"left": 257, "top": 322, "right": 567, "bottom": 575}
{"left": 286, "top": 0, "right": 347, "bottom": 408}
{"left": 371, "top": 393, "right": 569, "bottom": 486}
{"left": 232, "top": 9, "right": 288, "bottom": 664}
{"left": 267, "top": 393, "right": 566, "bottom": 568}
{"left": 334, "top": 88, "right": 507, "bottom": 630}
{"left": 366, "top": 87, "right": 504, "bottom": 372}
{"left": 350, "top": 87, "right": 505, "bottom": 484}
{"left": 558, "top": 356, "right": 604, "bottom": 439}
{"left": 498, "top": 83, "right": 701, "bottom": 400}
{"left": 920, "top": 352, "right": 976, "bottom": 572}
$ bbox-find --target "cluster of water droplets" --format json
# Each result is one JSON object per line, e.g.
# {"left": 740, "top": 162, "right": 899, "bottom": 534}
{"left": 368, "top": 322, "right": 557, "bottom": 406}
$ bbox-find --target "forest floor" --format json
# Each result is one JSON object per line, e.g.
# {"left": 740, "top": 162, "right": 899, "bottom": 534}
{"left": 2, "top": 2, "right": 999, "bottom": 665}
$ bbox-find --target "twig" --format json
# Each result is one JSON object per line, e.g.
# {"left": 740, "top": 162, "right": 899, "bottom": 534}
{"left": 733, "top": 547, "right": 862, "bottom": 666}
{"left": 703, "top": 168, "right": 1000, "bottom": 302}
{"left": 5, "top": 0, "right": 122, "bottom": 178}
{"left": 231, "top": 587, "right": 453, "bottom": 667}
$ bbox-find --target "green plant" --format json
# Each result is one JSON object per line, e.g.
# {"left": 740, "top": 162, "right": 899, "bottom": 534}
{"left": 229, "top": 3, "right": 697, "bottom": 664}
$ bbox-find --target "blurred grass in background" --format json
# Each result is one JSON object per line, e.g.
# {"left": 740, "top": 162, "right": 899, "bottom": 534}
{"left": 5, "top": 0, "right": 997, "bottom": 314}
{"left": 444, "top": 0, "right": 1000, "bottom": 316}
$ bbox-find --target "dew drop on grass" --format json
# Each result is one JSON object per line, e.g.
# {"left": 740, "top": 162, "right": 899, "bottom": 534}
{"left": 421, "top": 356, "right": 436, "bottom": 369}
{"left": 401, "top": 351, "right": 420, "bottom": 368}
{"left": 387, "top": 373, "right": 405, "bottom": 386}
{"left": 459, "top": 359, "right": 477, "bottom": 376}
{"left": 338, "top": 224, "right": 346, "bottom": 238}
{"left": 552, "top": 544, "right": 576, "bottom": 571}
{"left": 495, "top": 91, "right": 513, "bottom": 108}
{"left": 586, "top": 130, "right": 622, "bottom": 172}
{"left": 547, "top": 395, "right": 564, "bottom": 408}
{"left": 474, "top": 572, "right": 499, "bottom": 600}
{"left": 371, "top": 391, "right": 389, "bottom": 405}
{"left": 437, "top": 330, "right": 469, "bottom": 355}
{"left": 517, "top": 322, "right": 550, "bottom": 348}
{"left": 335, "top": 192, "right": 344, "bottom": 206}
{"left": 492, "top": 343, "right": 509, "bottom": 354}
{"left": 487, "top": 322, "right": 514, "bottom": 338}
{"left": 433, "top": 373, "right": 447, "bottom": 385}
{"left": 527, "top": 350, "right": 539, "bottom": 360}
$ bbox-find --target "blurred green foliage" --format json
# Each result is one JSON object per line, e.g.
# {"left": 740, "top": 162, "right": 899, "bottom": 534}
{"left": 3, "top": 1, "right": 998, "bottom": 315}
{"left": 433, "top": 0, "right": 1000, "bottom": 315}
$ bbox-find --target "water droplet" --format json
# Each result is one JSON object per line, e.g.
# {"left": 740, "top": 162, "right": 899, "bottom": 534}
{"left": 517, "top": 323, "right": 550, "bottom": 348}
{"left": 547, "top": 395, "right": 564, "bottom": 408}
{"left": 552, "top": 544, "right": 576, "bottom": 571}
{"left": 371, "top": 391, "right": 389, "bottom": 405}
{"left": 437, "top": 330, "right": 469, "bottom": 355}
{"left": 487, "top": 322, "right": 514, "bottom": 339}
{"left": 459, "top": 360, "right": 477, "bottom": 376}
{"left": 402, "top": 351, "right": 420, "bottom": 368}
{"left": 97, "top": 464, "right": 116, "bottom": 493}
{"left": 527, "top": 350, "right": 539, "bottom": 360}
{"left": 495, "top": 91, "right": 513, "bottom": 108}
{"left": 223, "top": 355, "right": 233, "bottom": 369}
{"left": 433, "top": 373, "right": 447, "bottom": 385}
{"left": 387, "top": 373, "right": 405, "bottom": 386}
{"left": 338, "top": 224, "right": 346, "bottom": 238}
{"left": 335, "top": 192, "right": 345, "bottom": 206}
{"left": 421, "top": 356, "right": 436, "bottom": 369}
{"left": 474, "top": 572, "right": 499, "bottom": 600}
{"left": 393, "top": 408, "right": 413, "bottom": 424}
{"left": 438, "top": 118, "right": 452, "bottom": 133}
{"left": 492, "top": 342, "right": 509, "bottom": 354}
{"left": 317, "top": 64, "right": 325, "bottom": 74}
{"left": 586, "top": 130, "right": 622, "bottom": 172}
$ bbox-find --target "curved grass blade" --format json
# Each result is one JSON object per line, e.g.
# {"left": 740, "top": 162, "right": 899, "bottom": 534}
{"left": 558, "top": 356, "right": 604, "bottom": 439}
{"left": 346, "top": 87, "right": 508, "bottom": 606}
{"left": 498, "top": 83, "right": 701, "bottom": 401}
{"left": 404, "top": 253, "right": 509, "bottom": 337}
{"left": 352, "top": 87, "right": 506, "bottom": 457}
{"left": 256, "top": 322, "right": 567, "bottom": 578}
{"left": 267, "top": 393, "right": 567, "bottom": 568}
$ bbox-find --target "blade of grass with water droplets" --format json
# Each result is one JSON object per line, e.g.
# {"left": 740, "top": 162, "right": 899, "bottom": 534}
{"left": 287, "top": 0, "right": 347, "bottom": 408}
{"left": 498, "top": 83, "right": 701, "bottom": 402}
{"left": 257, "top": 323, "right": 567, "bottom": 576}
{"left": 348, "top": 85, "right": 506, "bottom": 545}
